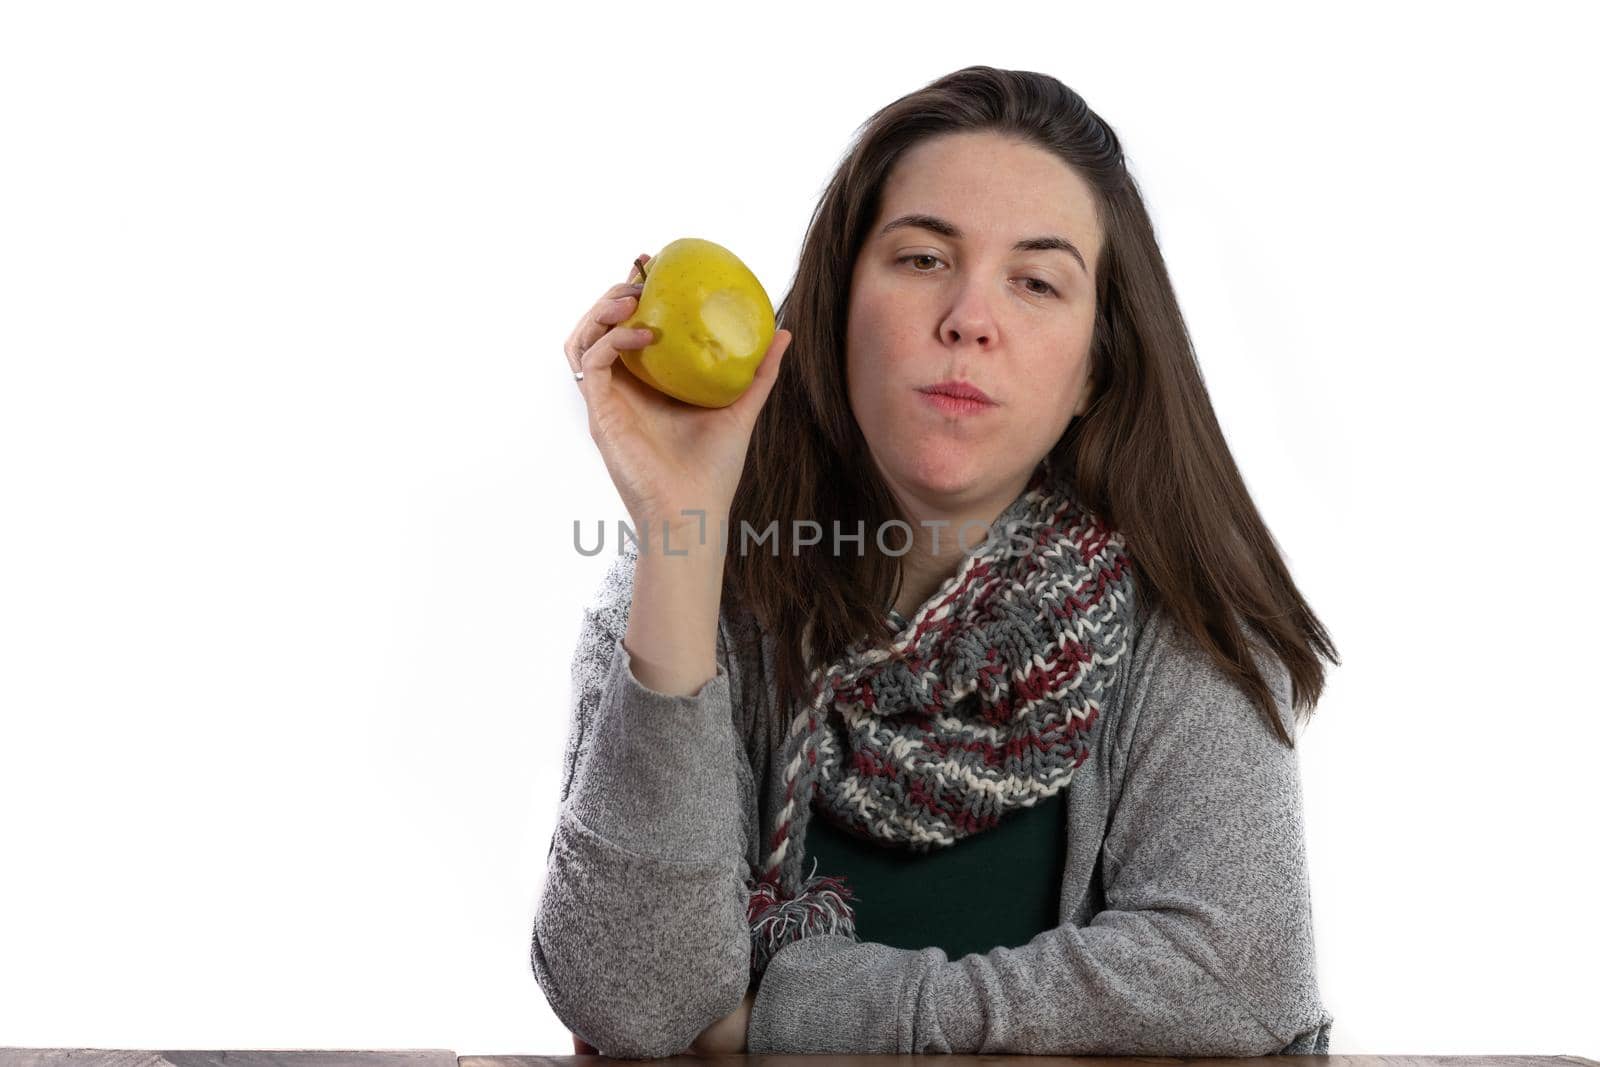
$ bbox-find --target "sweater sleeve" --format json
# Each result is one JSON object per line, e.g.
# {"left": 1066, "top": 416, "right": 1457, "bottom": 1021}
{"left": 744, "top": 611, "right": 1334, "bottom": 1056}
{"left": 529, "top": 548, "right": 755, "bottom": 1059}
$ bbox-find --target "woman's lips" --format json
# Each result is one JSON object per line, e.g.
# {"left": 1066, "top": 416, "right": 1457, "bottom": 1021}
{"left": 919, "top": 391, "right": 997, "bottom": 416}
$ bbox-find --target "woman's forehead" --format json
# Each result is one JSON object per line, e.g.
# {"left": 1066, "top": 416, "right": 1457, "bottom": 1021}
{"left": 875, "top": 138, "right": 1101, "bottom": 259}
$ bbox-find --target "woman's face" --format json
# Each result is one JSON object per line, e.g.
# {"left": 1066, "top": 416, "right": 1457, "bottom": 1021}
{"left": 845, "top": 130, "right": 1103, "bottom": 510}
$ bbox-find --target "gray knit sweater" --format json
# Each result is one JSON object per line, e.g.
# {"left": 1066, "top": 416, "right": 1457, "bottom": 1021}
{"left": 530, "top": 544, "right": 1335, "bottom": 1057}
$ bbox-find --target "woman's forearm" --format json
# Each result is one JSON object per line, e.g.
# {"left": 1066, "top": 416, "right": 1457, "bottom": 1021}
{"left": 623, "top": 513, "right": 728, "bottom": 697}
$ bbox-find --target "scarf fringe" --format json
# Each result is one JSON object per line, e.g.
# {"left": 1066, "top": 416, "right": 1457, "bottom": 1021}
{"left": 746, "top": 859, "right": 858, "bottom": 977}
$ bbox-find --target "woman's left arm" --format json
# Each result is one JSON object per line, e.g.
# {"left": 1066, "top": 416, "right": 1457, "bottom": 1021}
{"left": 744, "top": 616, "right": 1334, "bottom": 1056}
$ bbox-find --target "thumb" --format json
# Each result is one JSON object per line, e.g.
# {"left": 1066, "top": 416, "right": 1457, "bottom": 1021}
{"left": 730, "top": 328, "right": 792, "bottom": 418}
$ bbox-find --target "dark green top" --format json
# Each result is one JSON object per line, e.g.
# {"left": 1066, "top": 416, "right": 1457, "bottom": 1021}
{"left": 802, "top": 788, "right": 1069, "bottom": 961}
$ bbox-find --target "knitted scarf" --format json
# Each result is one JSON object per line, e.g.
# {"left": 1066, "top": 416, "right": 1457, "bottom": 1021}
{"left": 743, "top": 463, "right": 1138, "bottom": 978}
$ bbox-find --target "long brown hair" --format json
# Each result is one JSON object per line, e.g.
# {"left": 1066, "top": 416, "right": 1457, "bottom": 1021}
{"left": 722, "top": 65, "right": 1338, "bottom": 747}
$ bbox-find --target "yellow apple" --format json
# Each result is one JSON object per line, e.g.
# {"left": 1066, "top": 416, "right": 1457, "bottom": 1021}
{"left": 617, "top": 237, "right": 776, "bottom": 408}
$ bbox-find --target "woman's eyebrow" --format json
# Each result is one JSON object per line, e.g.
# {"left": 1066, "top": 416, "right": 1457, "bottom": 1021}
{"left": 878, "top": 212, "right": 1087, "bottom": 276}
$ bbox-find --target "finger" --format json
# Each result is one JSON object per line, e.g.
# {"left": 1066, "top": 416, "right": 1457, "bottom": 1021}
{"left": 564, "top": 257, "right": 652, "bottom": 373}
{"left": 576, "top": 322, "right": 657, "bottom": 384}
{"left": 564, "top": 291, "right": 644, "bottom": 374}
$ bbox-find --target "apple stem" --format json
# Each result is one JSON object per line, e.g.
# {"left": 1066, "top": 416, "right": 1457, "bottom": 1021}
{"left": 632, "top": 255, "right": 650, "bottom": 284}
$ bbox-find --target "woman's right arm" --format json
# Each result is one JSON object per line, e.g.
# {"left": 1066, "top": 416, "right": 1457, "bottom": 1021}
{"left": 531, "top": 545, "right": 753, "bottom": 1059}
{"left": 531, "top": 256, "right": 791, "bottom": 1057}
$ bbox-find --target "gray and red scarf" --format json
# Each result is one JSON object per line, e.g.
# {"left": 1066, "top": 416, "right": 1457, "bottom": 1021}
{"left": 744, "top": 464, "right": 1139, "bottom": 977}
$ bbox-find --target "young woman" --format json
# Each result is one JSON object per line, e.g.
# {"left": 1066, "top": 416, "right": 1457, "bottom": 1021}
{"left": 536, "top": 64, "right": 1338, "bottom": 1058}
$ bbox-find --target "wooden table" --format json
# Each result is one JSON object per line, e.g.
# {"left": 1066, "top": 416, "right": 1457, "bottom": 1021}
{"left": 4, "top": 1051, "right": 1598, "bottom": 1066}
{"left": 9, "top": 1055, "right": 1600, "bottom": 1062}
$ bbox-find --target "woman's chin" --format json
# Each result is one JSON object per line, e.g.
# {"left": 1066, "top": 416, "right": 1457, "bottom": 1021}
{"left": 893, "top": 450, "right": 991, "bottom": 501}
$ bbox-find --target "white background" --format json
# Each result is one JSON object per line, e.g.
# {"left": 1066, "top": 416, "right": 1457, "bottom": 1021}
{"left": 2, "top": 0, "right": 1596, "bottom": 1057}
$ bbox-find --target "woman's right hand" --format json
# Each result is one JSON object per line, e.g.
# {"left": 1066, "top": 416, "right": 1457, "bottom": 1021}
{"left": 564, "top": 253, "right": 793, "bottom": 536}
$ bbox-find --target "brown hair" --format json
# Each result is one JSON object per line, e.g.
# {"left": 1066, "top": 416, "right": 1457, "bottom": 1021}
{"left": 722, "top": 64, "right": 1338, "bottom": 747}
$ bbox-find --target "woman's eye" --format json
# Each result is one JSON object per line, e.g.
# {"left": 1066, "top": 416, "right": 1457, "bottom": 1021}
{"left": 895, "top": 254, "right": 1058, "bottom": 298}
